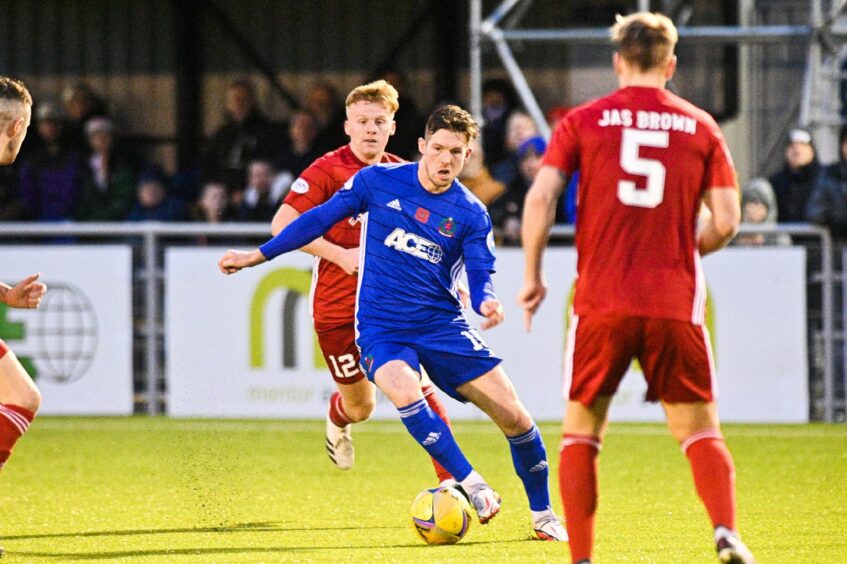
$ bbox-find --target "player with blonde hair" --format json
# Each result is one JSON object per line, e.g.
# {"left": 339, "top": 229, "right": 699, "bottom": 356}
{"left": 519, "top": 12, "right": 755, "bottom": 563}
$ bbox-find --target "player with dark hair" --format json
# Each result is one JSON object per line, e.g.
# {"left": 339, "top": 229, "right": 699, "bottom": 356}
{"left": 0, "top": 78, "right": 46, "bottom": 557}
{"left": 518, "top": 12, "right": 755, "bottom": 564}
{"left": 219, "top": 104, "right": 567, "bottom": 541}
{"left": 270, "top": 80, "right": 456, "bottom": 480}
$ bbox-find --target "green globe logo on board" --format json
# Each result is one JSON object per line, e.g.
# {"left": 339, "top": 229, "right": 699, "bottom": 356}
{"left": 0, "top": 282, "right": 98, "bottom": 383}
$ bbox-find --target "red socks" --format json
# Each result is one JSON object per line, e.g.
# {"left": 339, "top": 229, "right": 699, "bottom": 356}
{"left": 422, "top": 384, "right": 453, "bottom": 483}
{"left": 559, "top": 434, "right": 601, "bottom": 563}
{"left": 0, "top": 404, "right": 35, "bottom": 469}
{"left": 327, "top": 391, "right": 353, "bottom": 428}
{"left": 683, "top": 429, "right": 736, "bottom": 531}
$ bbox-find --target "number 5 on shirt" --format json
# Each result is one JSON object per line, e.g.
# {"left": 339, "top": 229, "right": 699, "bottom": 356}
{"left": 617, "top": 128, "right": 669, "bottom": 208}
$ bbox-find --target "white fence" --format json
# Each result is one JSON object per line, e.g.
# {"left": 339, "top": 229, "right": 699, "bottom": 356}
{"left": 0, "top": 222, "right": 838, "bottom": 421}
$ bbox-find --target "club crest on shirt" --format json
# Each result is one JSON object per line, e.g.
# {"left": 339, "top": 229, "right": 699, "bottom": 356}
{"left": 291, "top": 178, "right": 309, "bottom": 194}
{"left": 415, "top": 207, "right": 430, "bottom": 223}
{"left": 438, "top": 217, "right": 456, "bottom": 237}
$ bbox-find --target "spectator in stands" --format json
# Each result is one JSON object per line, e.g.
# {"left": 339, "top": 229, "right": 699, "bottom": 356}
{"left": 807, "top": 124, "right": 847, "bottom": 238}
{"left": 769, "top": 128, "right": 820, "bottom": 222}
{"left": 277, "top": 110, "right": 319, "bottom": 179}
{"left": 17, "top": 101, "right": 85, "bottom": 221}
{"left": 492, "top": 110, "right": 540, "bottom": 186}
{"left": 62, "top": 81, "right": 108, "bottom": 155}
{"left": 235, "top": 159, "right": 284, "bottom": 222}
{"left": 733, "top": 177, "right": 791, "bottom": 246}
{"left": 75, "top": 117, "right": 136, "bottom": 222}
{"left": 489, "top": 135, "right": 546, "bottom": 245}
{"left": 459, "top": 138, "right": 506, "bottom": 206}
{"left": 193, "top": 181, "right": 232, "bottom": 223}
{"left": 305, "top": 80, "right": 346, "bottom": 155}
{"left": 380, "top": 69, "right": 425, "bottom": 160}
{"left": 127, "top": 169, "right": 186, "bottom": 222}
{"left": 480, "top": 78, "right": 518, "bottom": 168}
{"left": 202, "top": 78, "right": 281, "bottom": 196}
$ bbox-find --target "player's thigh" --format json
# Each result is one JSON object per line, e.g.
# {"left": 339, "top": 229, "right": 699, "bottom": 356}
{"left": 563, "top": 397, "right": 613, "bottom": 438}
{"left": 415, "top": 324, "right": 502, "bottom": 403}
{"left": 638, "top": 319, "right": 714, "bottom": 403}
{"left": 373, "top": 359, "right": 425, "bottom": 408}
{"left": 456, "top": 365, "right": 532, "bottom": 435}
{"left": 662, "top": 401, "right": 720, "bottom": 442}
{"left": 0, "top": 341, "right": 40, "bottom": 410}
{"left": 566, "top": 315, "right": 641, "bottom": 407}
{"left": 316, "top": 323, "right": 366, "bottom": 385}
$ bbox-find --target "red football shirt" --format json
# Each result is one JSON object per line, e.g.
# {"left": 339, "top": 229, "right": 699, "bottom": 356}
{"left": 543, "top": 86, "right": 737, "bottom": 324}
{"left": 283, "top": 144, "right": 403, "bottom": 327}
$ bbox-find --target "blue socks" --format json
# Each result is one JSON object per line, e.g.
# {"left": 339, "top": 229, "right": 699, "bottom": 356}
{"left": 508, "top": 424, "right": 552, "bottom": 511}
{"left": 398, "top": 398, "right": 473, "bottom": 481}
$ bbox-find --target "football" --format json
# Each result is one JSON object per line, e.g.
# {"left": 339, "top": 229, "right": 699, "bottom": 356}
{"left": 410, "top": 486, "right": 473, "bottom": 545}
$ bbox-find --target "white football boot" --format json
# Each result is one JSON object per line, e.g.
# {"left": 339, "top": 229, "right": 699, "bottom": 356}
{"left": 715, "top": 526, "right": 757, "bottom": 564}
{"left": 325, "top": 409, "right": 354, "bottom": 470}
{"left": 465, "top": 483, "right": 502, "bottom": 524}
{"left": 531, "top": 508, "right": 568, "bottom": 541}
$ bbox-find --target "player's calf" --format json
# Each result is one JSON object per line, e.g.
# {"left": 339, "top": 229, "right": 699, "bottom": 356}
{"left": 0, "top": 351, "right": 40, "bottom": 470}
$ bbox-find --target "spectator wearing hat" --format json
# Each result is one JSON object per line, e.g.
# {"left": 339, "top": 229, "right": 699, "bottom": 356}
{"left": 489, "top": 135, "right": 547, "bottom": 245}
{"left": 75, "top": 117, "right": 137, "bottom": 221}
{"left": 733, "top": 177, "right": 791, "bottom": 246}
{"left": 491, "top": 110, "right": 540, "bottom": 186}
{"left": 768, "top": 128, "right": 821, "bottom": 223}
{"left": 807, "top": 124, "right": 847, "bottom": 238}
{"left": 17, "top": 101, "right": 85, "bottom": 221}
{"left": 127, "top": 169, "right": 187, "bottom": 222}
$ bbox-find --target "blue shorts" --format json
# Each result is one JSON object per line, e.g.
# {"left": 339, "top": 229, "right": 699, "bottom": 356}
{"left": 357, "top": 318, "right": 502, "bottom": 402}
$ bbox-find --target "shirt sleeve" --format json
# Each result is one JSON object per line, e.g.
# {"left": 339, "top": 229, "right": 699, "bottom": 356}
{"left": 462, "top": 211, "right": 496, "bottom": 273}
{"left": 541, "top": 113, "right": 580, "bottom": 175}
{"left": 283, "top": 161, "right": 333, "bottom": 214}
{"left": 260, "top": 171, "right": 369, "bottom": 260}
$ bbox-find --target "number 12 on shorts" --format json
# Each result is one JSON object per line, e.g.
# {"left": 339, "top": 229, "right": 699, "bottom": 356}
{"left": 328, "top": 354, "right": 359, "bottom": 379}
{"left": 461, "top": 329, "right": 487, "bottom": 351}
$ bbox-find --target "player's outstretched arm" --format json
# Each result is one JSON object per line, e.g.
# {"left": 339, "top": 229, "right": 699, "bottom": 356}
{"left": 272, "top": 203, "right": 360, "bottom": 275}
{"left": 698, "top": 187, "right": 740, "bottom": 256}
{"left": 219, "top": 249, "right": 267, "bottom": 274}
{"left": 518, "top": 165, "right": 567, "bottom": 332}
{"left": 0, "top": 274, "right": 46, "bottom": 309}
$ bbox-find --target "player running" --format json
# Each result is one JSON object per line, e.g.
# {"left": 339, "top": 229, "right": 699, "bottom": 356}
{"left": 219, "top": 105, "right": 567, "bottom": 541}
{"left": 0, "top": 77, "right": 46, "bottom": 556}
{"left": 518, "top": 12, "right": 755, "bottom": 563}
{"left": 270, "top": 80, "right": 455, "bottom": 481}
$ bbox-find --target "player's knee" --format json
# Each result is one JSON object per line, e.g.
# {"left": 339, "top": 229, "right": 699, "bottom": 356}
{"left": 17, "top": 385, "right": 41, "bottom": 414}
{"left": 497, "top": 404, "right": 533, "bottom": 436}
{"left": 344, "top": 398, "right": 375, "bottom": 423}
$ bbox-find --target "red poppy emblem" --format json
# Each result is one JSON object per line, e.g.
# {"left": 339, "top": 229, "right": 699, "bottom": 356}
{"left": 416, "top": 207, "right": 430, "bottom": 223}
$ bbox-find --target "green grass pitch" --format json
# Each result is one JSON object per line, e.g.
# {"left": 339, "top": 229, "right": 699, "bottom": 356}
{"left": 1, "top": 418, "right": 845, "bottom": 562}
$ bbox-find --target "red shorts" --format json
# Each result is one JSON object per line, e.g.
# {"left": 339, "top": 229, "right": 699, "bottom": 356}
{"left": 315, "top": 323, "right": 366, "bottom": 385}
{"left": 564, "top": 315, "right": 715, "bottom": 406}
{"left": 0, "top": 339, "right": 8, "bottom": 359}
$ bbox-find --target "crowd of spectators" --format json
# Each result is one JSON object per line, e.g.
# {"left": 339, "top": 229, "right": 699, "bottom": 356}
{"left": 3, "top": 75, "right": 847, "bottom": 248}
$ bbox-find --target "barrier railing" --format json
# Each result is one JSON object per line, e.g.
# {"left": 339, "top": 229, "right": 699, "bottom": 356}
{"left": 0, "top": 222, "right": 838, "bottom": 421}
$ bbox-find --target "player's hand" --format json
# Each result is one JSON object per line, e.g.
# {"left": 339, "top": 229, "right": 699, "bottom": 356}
{"left": 479, "top": 299, "right": 505, "bottom": 330}
{"left": 516, "top": 279, "right": 547, "bottom": 333}
{"left": 334, "top": 246, "right": 360, "bottom": 275}
{"left": 3, "top": 274, "right": 47, "bottom": 309}
{"left": 218, "top": 249, "right": 266, "bottom": 274}
{"left": 456, "top": 280, "right": 470, "bottom": 309}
